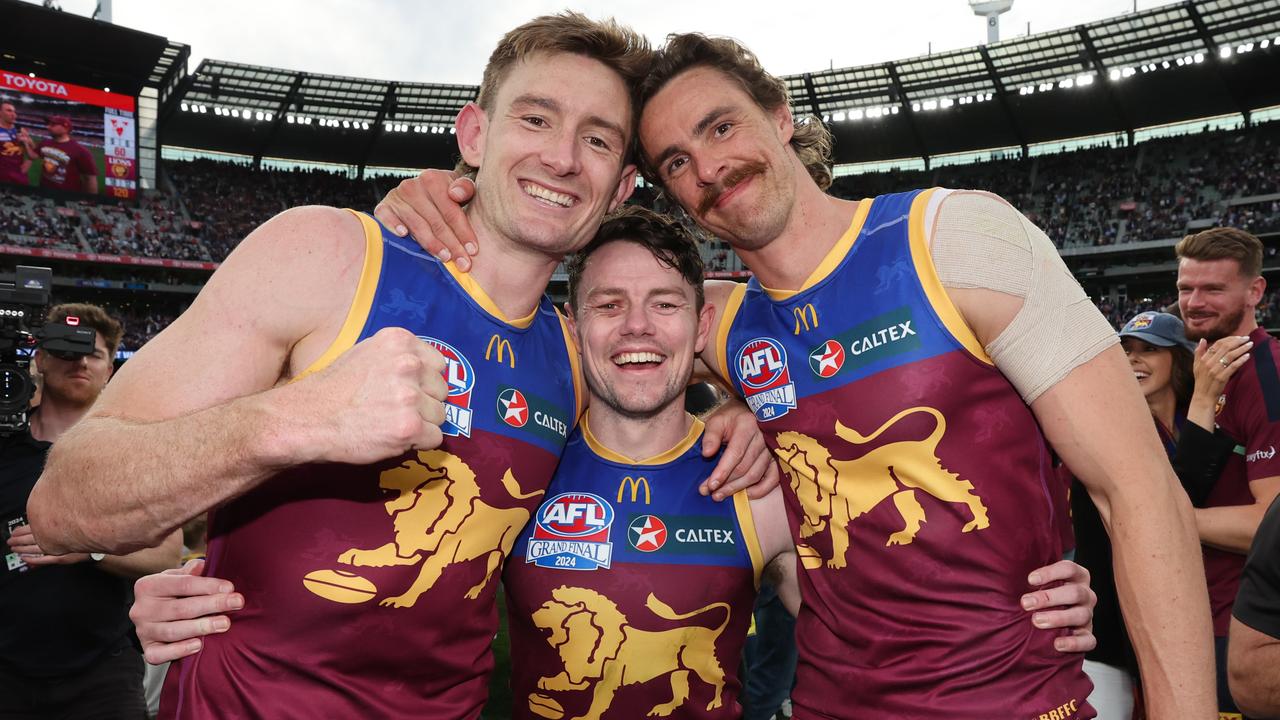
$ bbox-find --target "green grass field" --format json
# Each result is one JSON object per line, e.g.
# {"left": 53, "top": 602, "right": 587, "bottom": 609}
{"left": 481, "top": 588, "right": 514, "bottom": 718}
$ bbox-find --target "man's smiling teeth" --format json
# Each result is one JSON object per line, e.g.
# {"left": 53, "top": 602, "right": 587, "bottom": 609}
{"left": 614, "top": 352, "right": 664, "bottom": 365}
{"left": 523, "top": 183, "right": 574, "bottom": 207}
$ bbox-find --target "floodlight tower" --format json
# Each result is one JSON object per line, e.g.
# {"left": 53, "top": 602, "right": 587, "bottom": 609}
{"left": 970, "top": 0, "right": 1014, "bottom": 44}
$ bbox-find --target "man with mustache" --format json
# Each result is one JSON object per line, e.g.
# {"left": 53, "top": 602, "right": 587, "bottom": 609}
{"left": 130, "top": 206, "right": 1099, "bottom": 720}
{"left": 1176, "top": 226, "right": 1280, "bottom": 717}
{"left": 27, "top": 14, "right": 774, "bottom": 719}
{"left": 379, "top": 31, "right": 1216, "bottom": 719}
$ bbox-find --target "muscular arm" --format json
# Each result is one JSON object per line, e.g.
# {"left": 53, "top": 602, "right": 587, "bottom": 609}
{"left": 763, "top": 550, "right": 800, "bottom": 617}
{"left": 11, "top": 525, "right": 182, "bottom": 578}
{"left": 965, "top": 289, "right": 1213, "bottom": 714}
{"left": 1197, "top": 476, "right": 1280, "bottom": 553}
{"left": 1229, "top": 618, "right": 1280, "bottom": 716}
{"left": 1229, "top": 495, "right": 1280, "bottom": 716}
{"left": 697, "top": 281, "right": 739, "bottom": 385}
{"left": 944, "top": 194, "right": 1215, "bottom": 716}
{"left": 99, "top": 529, "right": 183, "bottom": 579}
{"left": 30, "top": 207, "right": 445, "bottom": 554}
{"left": 751, "top": 486, "right": 800, "bottom": 616}
{"left": 82, "top": 174, "right": 97, "bottom": 194}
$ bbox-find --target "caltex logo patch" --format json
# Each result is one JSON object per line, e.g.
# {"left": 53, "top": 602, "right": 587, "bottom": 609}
{"left": 526, "top": 493, "right": 615, "bottom": 571}
{"left": 736, "top": 337, "right": 797, "bottom": 422}
{"left": 628, "top": 514, "right": 668, "bottom": 552}
{"left": 418, "top": 336, "right": 474, "bottom": 437}
{"left": 809, "top": 339, "right": 845, "bottom": 378}
{"left": 496, "top": 388, "right": 529, "bottom": 428}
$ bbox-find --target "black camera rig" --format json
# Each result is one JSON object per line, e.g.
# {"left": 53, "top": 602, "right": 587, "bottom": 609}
{"left": 1, "top": 266, "right": 98, "bottom": 435}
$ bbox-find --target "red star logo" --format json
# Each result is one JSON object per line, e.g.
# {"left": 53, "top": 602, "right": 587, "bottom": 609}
{"left": 809, "top": 339, "right": 845, "bottom": 378}
{"left": 497, "top": 388, "right": 528, "bottom": 427}
{"left": 628, "top": 515, "right": 667, "bottom": 552}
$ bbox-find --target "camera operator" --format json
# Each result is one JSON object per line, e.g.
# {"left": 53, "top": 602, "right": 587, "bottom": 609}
{"left": 1, "top": 303, "right": 181, "bottom": 718}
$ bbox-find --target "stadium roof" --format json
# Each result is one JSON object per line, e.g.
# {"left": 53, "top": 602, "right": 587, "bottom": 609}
{"left": 0, "top": 0, "right": 175, "bottom": 97}
{"left": 154, "top": 0, "right": 1280, "bottom": 172}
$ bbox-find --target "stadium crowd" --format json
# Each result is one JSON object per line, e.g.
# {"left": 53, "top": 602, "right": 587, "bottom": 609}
{"left": 1, "top": 122, "right": 1276, "bottom": 274}
{"left": 1096, "top": 291, "right": 1280, "bottom": 329}
{"left": 830, "top": 122, "right": 1280, "bottom": 249}
{"left": 4, "top": 120, "right": 1279, "bottom": 353}
{"left": 5, "top": 8, "right": 1280, "bottom": 720}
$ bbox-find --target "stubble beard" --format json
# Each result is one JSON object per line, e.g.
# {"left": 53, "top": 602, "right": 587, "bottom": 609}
{"left": 1185, "top": 306, "right": 1246, "bottom": 343}
{"left": 585, "top": 369, "right": 685, "bottom": 422}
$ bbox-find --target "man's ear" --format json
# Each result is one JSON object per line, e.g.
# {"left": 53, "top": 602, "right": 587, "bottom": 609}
{"left": 694, "top": 300, "right": 715, "bottom": 355}
{"left": 771, "top": 103, "right": 795, "bottom": 145}
{"left": 562, "top": 301, "right": 582, "bottom": 353}
{"left": 1249, "top": 275, "right": 1267, "bottom": 308}
{"left": 608, "top": 164, "right": 638, "bottom": 212}
{"left": 456, "top": 102, "right": 488, "bottom": 170}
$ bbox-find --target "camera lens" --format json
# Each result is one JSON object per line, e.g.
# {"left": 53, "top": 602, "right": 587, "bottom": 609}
{"left": 0, "top": 364, "right": 33, "bottom": 412}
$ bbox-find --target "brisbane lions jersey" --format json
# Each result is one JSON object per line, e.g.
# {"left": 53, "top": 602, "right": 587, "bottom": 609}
{"left": 0, "top": 126, "right": 28, "bottom": 184}
{"left": 1206, "top": 326, "right": 1280, "bottom": 636}
{"left": 710, "top": 189, "right": 1093, "bottom": 719}
{"left": 505, "top": 416, "right": 760, "bottom": 720}
{"left": 161, "top": 211, "right": 581, "bottom": 720}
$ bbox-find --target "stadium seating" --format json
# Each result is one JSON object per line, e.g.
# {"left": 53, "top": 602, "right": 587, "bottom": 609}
{"left": 830, "top": 122, "right": 1280, "bottom": 249}
{"left": 4, "top": 122, "right": 1279, "bottom": 352}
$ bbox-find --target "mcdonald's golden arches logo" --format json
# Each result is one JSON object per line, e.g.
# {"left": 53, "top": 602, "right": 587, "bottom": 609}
{"left": 485, "top": 334, "right": 515, "bottom": 368}
{"left": 793, "top": 304, "right": 819, "bottom": 334}
{"left": 617, "top": 476, "right": 651, "bottom": 504}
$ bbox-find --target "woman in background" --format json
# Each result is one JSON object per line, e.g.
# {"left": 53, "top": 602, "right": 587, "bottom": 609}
{"left": 1073, "top": 311, "right": 1251, "bottom": 719}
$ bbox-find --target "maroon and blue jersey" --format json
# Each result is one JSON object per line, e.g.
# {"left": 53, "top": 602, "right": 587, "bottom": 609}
{"left": 161, "top": 211, "right": 582, "bottom": 719}
{"left": 711, "top": 189, "right": 1093, "bottom": 719}
{"left": 505, "top": 416, "right": 760, "bottom": 720}
{"left": 1207, "top": 326, "right": 1280, "bottom": 636}
{"left": 0, "top": 126, "right": 28, "bottom": 185}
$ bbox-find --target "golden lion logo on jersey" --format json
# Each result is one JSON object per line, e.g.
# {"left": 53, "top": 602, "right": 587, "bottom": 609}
{"left": 528, "top": 586, "right": 729, "bottom": 720}
{"left": 316, "top": 450, "right": 543, "bottom": 608}
{"left": 774, "top": 406, "right": 988, "bottom": 570}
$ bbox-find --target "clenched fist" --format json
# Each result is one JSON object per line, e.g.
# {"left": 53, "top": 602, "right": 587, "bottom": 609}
{"left": 278, "top": 327, "right": 450, "bottom": 465}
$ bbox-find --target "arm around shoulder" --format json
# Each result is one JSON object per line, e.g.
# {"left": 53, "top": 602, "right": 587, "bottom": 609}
{"left": 752, "top": 486, "right": 800, "bottom": 616}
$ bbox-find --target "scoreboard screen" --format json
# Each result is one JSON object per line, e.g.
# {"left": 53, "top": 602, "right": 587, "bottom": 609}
{"left": 0, "top": 68, "right": 139, "bottom": 200}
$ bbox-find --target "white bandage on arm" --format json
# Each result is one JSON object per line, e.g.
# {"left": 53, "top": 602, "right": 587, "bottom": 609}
{"left": 927, "top": 190, "right": 1118, "bottom": 404}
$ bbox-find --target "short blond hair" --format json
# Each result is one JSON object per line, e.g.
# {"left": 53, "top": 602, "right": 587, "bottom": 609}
{"left": 455, "top": 12, "right": 651, "bottom": 175}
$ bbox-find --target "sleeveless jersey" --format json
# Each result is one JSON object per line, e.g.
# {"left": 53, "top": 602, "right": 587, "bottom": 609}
{"left": 0, "top": 126, "right": 28, "bottom": 185}
{"left": 505, "top": 416, "right": 760, "bottom": 720}
{"left": 713, "top": 189, "right": 1094, "bottom": 719}
{"left": 160, "top": 211, "right": 582, "bottom": 720}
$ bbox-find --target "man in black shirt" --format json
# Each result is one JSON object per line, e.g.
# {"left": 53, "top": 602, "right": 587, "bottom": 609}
{"left": 1, "top": 303, "right": 180, "bottom": 718}
{"left": 1231, "top": 494, "right": 1280, "bottom": 717}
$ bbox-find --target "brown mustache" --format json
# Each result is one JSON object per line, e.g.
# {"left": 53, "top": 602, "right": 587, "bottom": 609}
{"left": 697, "top": 161, "right": 767, "bottom": 216}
